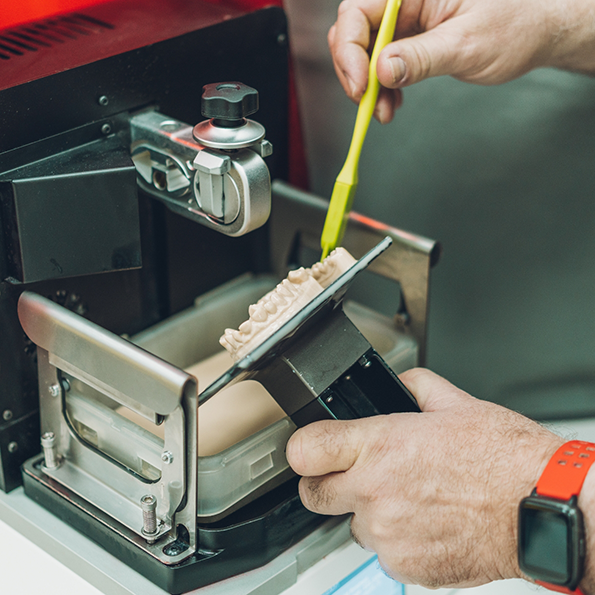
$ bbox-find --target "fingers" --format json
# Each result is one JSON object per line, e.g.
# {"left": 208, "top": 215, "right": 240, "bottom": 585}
{"left": 298, "top": 473, "right": 356, "bottom": 515}
{"left": 329, "top": 0, "right": 457, "bottom": 123}
{"left": 329, "top": 15, "right": 402, "bottom": 123}
{"left": 287, "top": 370, "right": 472, "bottom": 476}
{"left": 287, "top": 368, "right": 476, "bottom": 518}
{"left": 329, "top": 0, "right": 391, "bottom": 101}
{"left": 286, "top": 419, "right": 361, "bottom": 477}
{"left": 330, "top": 0, "right": 483, "bottom": 94}
{"left": 399, "top": 368, "right": 473, "bottom": 412}
{"left": 328, "top": 19, "right": 369, "bottom": 102}
{"left": 376, "top": 26, "right": 471, "bottom": 88}
{"left": 373, "top": 87, "right": 402, "bottom": 124}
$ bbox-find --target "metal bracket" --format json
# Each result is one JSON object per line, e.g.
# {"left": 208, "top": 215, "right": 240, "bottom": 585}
{"left": 17, "top": 292, "right": 198, "bottom": 565}
{"left": 130, "top": 109, "right": 271, "bottom": 236}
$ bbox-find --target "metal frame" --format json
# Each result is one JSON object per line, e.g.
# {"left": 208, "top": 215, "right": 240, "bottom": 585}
{"left": 17, "top": 292, "right": 198, "bottom": 565}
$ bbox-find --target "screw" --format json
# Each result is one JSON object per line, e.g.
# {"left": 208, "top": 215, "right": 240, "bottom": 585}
{"left": 98, "top": 95, "right": 109, "bottom": 106}
{"left": 41, "top": 432, "right": 59, "bottom": 469}
{"left": 7, "top": 442, "right": 18, "bottom": 453}
{"left": 141, "top": 494, "right": 158, "bottom": 540}
{"left": 61, "top": 378, "right": 71, "bottom": 392}
{"left": 48, "top": 383, "right": 61, "bottom": 397}
{"left": 277, "top": 32, "right": 287, "bottom": 45}
{"left": 161, "top": 451, "right": 174, "bottom": 465}
{"left": 101, "top": 123, "right": 112, "bottom": 135}
{"left": 2, "top": 410, "right": 13, "bottom": 421}
{"left": 358, "top": 355, "right": 373, "bottom": 368}
{"left": 325, "top": 396, "right": 334, "bottom": 404}
{"left": 163, "top": 541, "right": 189, "bottom": 557}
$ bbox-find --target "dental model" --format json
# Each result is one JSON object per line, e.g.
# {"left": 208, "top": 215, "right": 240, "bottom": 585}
{"left": 220, "top": 247, "right": 356, "bottom": 361}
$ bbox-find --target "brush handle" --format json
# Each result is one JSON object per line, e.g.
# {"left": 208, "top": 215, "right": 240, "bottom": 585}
{"left": 338, "top": 0, "right": 402, "bottom": 184}
{"left": 321, "top": 0, "right": 402, "bottom": 258}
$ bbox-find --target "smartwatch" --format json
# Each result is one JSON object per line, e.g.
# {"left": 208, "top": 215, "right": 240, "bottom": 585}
{"left": 518, "top": 440, "right": 595, "bottom": 594}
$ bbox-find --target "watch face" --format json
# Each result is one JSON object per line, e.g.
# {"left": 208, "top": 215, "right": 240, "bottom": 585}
{"left": 518, "top": 495, "right": 584, "bottom": 589}
{"left": 522, "top": 507, "right": 569, "bottom": 581}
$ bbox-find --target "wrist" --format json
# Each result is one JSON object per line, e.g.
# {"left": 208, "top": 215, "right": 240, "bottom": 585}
{"left": 546, "top": 0, "right": 595, "bottom": 74}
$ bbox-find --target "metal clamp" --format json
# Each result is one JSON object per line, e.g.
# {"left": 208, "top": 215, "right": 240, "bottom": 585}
{"left": 130, "top": 109, "right": 272, "bottom": 236}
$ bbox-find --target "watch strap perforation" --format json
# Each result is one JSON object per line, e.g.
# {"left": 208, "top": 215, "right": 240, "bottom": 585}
{"left": 537, "top": 441, "right": 595, "bottom": 501}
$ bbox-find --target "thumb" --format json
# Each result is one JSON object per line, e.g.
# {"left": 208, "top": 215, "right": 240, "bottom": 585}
{"left": 286, "top": 419, "right": 363, "bottom": 477}
{"left": 398, "top": 368, "right": 474, "bottom": 412}
{"left": 377, "top": 26, "right": 469, "bottom": 88}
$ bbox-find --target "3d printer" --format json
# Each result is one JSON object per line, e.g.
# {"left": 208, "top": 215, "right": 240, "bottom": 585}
{"left": 0, "top": 1, "right": 439, "bottom": 593}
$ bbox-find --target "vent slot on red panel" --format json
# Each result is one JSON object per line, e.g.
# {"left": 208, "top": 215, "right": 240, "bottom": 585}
{"left": 0, "top": 13, "right": 114, "bottom": 60}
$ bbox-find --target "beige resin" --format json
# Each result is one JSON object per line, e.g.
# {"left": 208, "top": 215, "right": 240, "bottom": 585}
{"left": 116, "top": 350, "right": 285, "bottom": 456}
{"left": 116, "top": 248, "right": 356, "bottom": 456}
{"left": 308, "top": 246, "right": 356, "bottom": 288}
{"left": 220, "top": 247, "right": 356, "bottom": 361}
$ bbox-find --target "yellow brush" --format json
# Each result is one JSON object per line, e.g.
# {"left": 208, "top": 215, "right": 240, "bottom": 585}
{"left": 320, "top": 0, "right": 402, "bottom": 259}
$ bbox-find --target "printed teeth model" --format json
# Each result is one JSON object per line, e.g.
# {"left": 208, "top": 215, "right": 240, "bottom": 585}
{"left": 220, "top": 247, "right": 356, "bottom": 361}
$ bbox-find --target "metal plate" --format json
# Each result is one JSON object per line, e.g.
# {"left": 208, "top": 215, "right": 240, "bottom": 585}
{"left": 199, "top": 237, "right": 392, "bottom": 404}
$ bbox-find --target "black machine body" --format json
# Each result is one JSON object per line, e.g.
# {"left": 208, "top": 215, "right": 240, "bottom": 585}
{"left": 0, "top": 2, "right": 438, "bottom": 592}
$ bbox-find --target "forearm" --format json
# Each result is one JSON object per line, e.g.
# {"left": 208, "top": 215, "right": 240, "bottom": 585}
{"left": 549, "top": 0, "right": 595, "bottom": 74}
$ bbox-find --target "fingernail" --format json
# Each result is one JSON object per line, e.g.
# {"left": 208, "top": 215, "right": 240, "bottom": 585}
{"left": 344, "top": 73, "right": 358, "bottom": 98}
{"left": 387, "top": 57, "right": 406, "bottom": 85}
{"left": 373, "top": 105, "right": 385, "bottom": 125}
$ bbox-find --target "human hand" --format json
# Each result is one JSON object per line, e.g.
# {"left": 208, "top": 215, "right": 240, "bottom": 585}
{"left": 328, "top": 0, "right": 595, "bottom": 123}
{"left": 286, "top": 368, "right": 564, "bottom": 588}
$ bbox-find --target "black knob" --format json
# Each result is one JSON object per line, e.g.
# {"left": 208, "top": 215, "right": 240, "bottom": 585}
{"left": 201, "top": 82, "right": 259, "bottom": 127}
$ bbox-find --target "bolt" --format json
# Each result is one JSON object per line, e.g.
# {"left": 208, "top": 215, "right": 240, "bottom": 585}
{"left": 98, "top": 95, "right": 109, "bottom": 106}
{"left": 41, "top": 432, "right": 59, "bottom": 469}
{"left": 7, "top": 442, "right": 18, "bottom": 454}
{"left": 161, "top": 451, "right": 174, "bottom": 465}
{"left": 141, "top": 494, "right": 158, "bottom": 539}
{"left": 48, "top": 383, "right": 61, "bottom": 397}
{"left": 101, "top": 123, "right": 112, "bottom": 135}
{"left": 2, "top": 410, "right": 13, "bottom": 421}
{"left": 163, "top": 541, "right": 189, "bottom": 557}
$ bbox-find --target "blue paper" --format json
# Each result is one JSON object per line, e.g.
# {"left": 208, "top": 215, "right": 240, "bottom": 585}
{"left": 323, "top": 555, "right": 404, "bottom": 595}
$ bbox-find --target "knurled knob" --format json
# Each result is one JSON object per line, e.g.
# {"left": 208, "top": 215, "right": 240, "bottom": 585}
{"left": 201, "top": 82, "right": 259, "bottom": 124}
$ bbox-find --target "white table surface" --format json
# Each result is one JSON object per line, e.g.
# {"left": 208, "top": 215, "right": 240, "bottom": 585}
{"left": 2, "top": 417, "right": 593, "bottom": 595}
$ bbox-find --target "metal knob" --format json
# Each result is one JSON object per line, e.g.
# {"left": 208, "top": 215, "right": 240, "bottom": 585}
{"left": 201, "top": 82, "right": 259, "bottom": 126}
{"left": 193, "top": 82, "right": 266, "bottom": 150}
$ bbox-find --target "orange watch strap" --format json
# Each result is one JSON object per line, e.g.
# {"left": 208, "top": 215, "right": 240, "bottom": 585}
{"left": 536, "top": 441, "right": 595, "bottom": 501}
{"left": 536, "top": 580, "right": 585, "bottom": 594}
{"left": 533, "top": 440, "right": 595, "bottom": 595}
